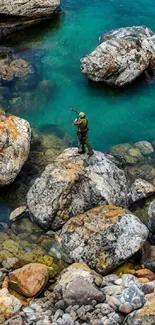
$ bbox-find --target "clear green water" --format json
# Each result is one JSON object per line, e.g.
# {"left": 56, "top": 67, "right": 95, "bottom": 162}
{"left": 6, "top": 0, "right": 155, "bottom": 152}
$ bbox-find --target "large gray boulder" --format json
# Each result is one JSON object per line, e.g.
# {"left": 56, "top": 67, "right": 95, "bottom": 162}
{"left": 0, "top": 115, "right": 31, "bottom": 186}
{"left": 0, "top": 0, "right": 60, "bottom": 38}
{"left": 81, "top": 26, "right": 155, "bottom": 86}
{"left": 60, "top": 205, "right": 148, "bottom": 275}
{"left": 0, "top": 0, "right": 59, "bottom": 17}
{"left": 27, "top": 148, "right": 129, "bottom": 230}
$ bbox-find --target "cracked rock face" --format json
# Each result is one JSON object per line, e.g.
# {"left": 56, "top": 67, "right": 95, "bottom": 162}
{"left": 0, "top": 0, "right": 60, "bottom": 38}
{"left": 81, "top": 25, "right": 155, "bottom": 86}
{"left": 0, "top": 0, "right": 59, "bottom": 18}
{"left": 60, "top": 205, "right": 148, "bottom": 275}
{"left": 0, "top": 115, "right": 31, "bottom": 186}
{"left": 27, "top": 148, "right": 129, "bottom": 230}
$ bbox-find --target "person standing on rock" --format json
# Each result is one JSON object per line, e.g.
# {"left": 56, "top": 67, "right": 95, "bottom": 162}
{"left": 71, "top": 109, "right": 94, "bottom": 156}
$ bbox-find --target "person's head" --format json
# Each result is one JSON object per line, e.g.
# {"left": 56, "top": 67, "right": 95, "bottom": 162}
{"left": 79, "top": 112, "right": 85, "bottom": 119}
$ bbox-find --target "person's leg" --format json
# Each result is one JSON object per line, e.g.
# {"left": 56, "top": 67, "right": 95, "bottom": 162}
{"left": 84, "top": 135, "right": 94, "bottom": 155}
{"left": 77, "top": 132, "right": 85, "bottom": 153}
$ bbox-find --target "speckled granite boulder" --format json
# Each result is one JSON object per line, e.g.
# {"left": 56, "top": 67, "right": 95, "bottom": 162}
{"left": 60, "top": 205, "right": 148, "bottom": 275}
{"left": 27, "top": 148, "right": 129, "bottom": 230}
{"left": 81, "top": 26, "right": 155, "bottom": 86}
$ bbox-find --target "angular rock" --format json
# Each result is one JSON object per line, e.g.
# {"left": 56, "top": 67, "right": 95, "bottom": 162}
{"left": 60, "top": 205, "right": 148, "bottom": 275}
{"left": 0, "top": 0, "right": 60, "bottom": 38}
{"left": 27, "top": 148, "right": 129, "bottom": 230}
{"left": 81, "top": 25, "right": 155, "bottom": 87}
{"left": 131, "top": 179, "right": 155, "bottom": 202}
{"left": 81, "top": 26, "right": 155, "bottom": 87}
{"left": 0, "top": 288, "right": 22, "bottom": 322}
{"left": 9, "top": 263, "right": 49, "bottom": 297}
{"left": 0, "top": 115, "right": 31, "bottom": 186}
{"left": 81, "top": 38, "right": 151, "bottom": 86}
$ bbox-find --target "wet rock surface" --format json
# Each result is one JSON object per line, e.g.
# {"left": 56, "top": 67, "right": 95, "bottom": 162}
{"left": 81, "top": 26, "right": 155, "bottom": 86}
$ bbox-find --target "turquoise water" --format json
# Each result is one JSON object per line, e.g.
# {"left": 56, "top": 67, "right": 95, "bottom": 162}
{"left": 6, "top": 0, "right": 155, "bottom": 151}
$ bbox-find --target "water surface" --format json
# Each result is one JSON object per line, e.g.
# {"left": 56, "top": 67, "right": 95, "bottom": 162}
{"left": 5, "top": 0, "right": 155, "bottom": 152}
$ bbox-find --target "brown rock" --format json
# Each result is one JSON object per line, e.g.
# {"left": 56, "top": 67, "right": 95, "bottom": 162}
{"left": 135, "top": 269, "right": 155, "bottom": 281}
{"left": 9, "top": 263, "right": 49, "bottom": 297}
{"left": 137, "top": 277, "right": 149, "bottom": 283}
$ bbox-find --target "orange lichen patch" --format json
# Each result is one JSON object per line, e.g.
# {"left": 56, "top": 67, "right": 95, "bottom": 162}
{"left": 67, "top": 214, "right": 85, "bottom": 232}
{"left": 135, "top": 269, "right": 155, "bottom": 281}
{"left": 51, "top": 161, "right": 83, "bottom": 182}
{"left": 0, "top": 116, "right": 18, "bottom": 141}
{"left": 67, "top": 205, "right": 126, "bottom": 233}
{"left": 136, "top": 277, "right": 149, "bottom": 283}
{"left": 137, "top": 298, "right": 155, "bottom": 318}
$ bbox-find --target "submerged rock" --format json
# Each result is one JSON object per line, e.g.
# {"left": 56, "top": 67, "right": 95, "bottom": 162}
{"left": 81, "top": 26, "right": 155, "bottom": 86}
{"left": 0, "top": 0, "right": 60, "bottom": 39}
{"left": 0, "top": 115, "right": 31, "bottom": 186}
{"left": 60, "top": 205, "right": 148, "bottom": 275}
{"left": 27, "top": 148, "right": 129, "bottom": 230}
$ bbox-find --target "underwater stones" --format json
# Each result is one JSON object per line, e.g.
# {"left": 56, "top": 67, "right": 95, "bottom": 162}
{"left": 0, "top": 288, "right": 22, "bottom": 323}
{"left": 9, "top": 263, "right": 49, "bottom": 297}
{"left": 60, "top": 205, "right": 148, "bottom": 275}
{"left": 0, "top": 58, "right": 34, "bottom": 83}
{"left": 129, "top": 164, "right": 155, "bottom": 181}
{"left": 131, "top": 179, "right": 155, "bottom": 202}
{"left": 134, "top": 269, "right": 155, "bottom": 281}
{"left": 134, "top": 141, "right": 154, "bottom": 156}
{"left": 0, "top": 115, "right": 31, "bottom": 186}
{"left": 81, "top": 26, "right": 155, "bottom": 86}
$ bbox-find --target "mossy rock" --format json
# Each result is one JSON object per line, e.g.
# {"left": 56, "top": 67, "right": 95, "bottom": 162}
{"left": 128, "top": 147, "right": 144, "bottom": 160}
{"left": 2, "top": 240, "right": 20, "bottom": 254}
{"left": 0, "top": 250, "right": 13, "bottom": 262}
{"left": 10, "top": 217, "right": 42, "bottom": 235}
{"left": 0, "top": 233, "right": 9, "bottom": 244}
{"left": 110, "top": 143, "right": 132, "bottom": 156}
{"left": 129, "top": 164, "right": 155, "bottom": 181}
{"left": 123, "top": 154, "right": 138, "bottom": 166}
